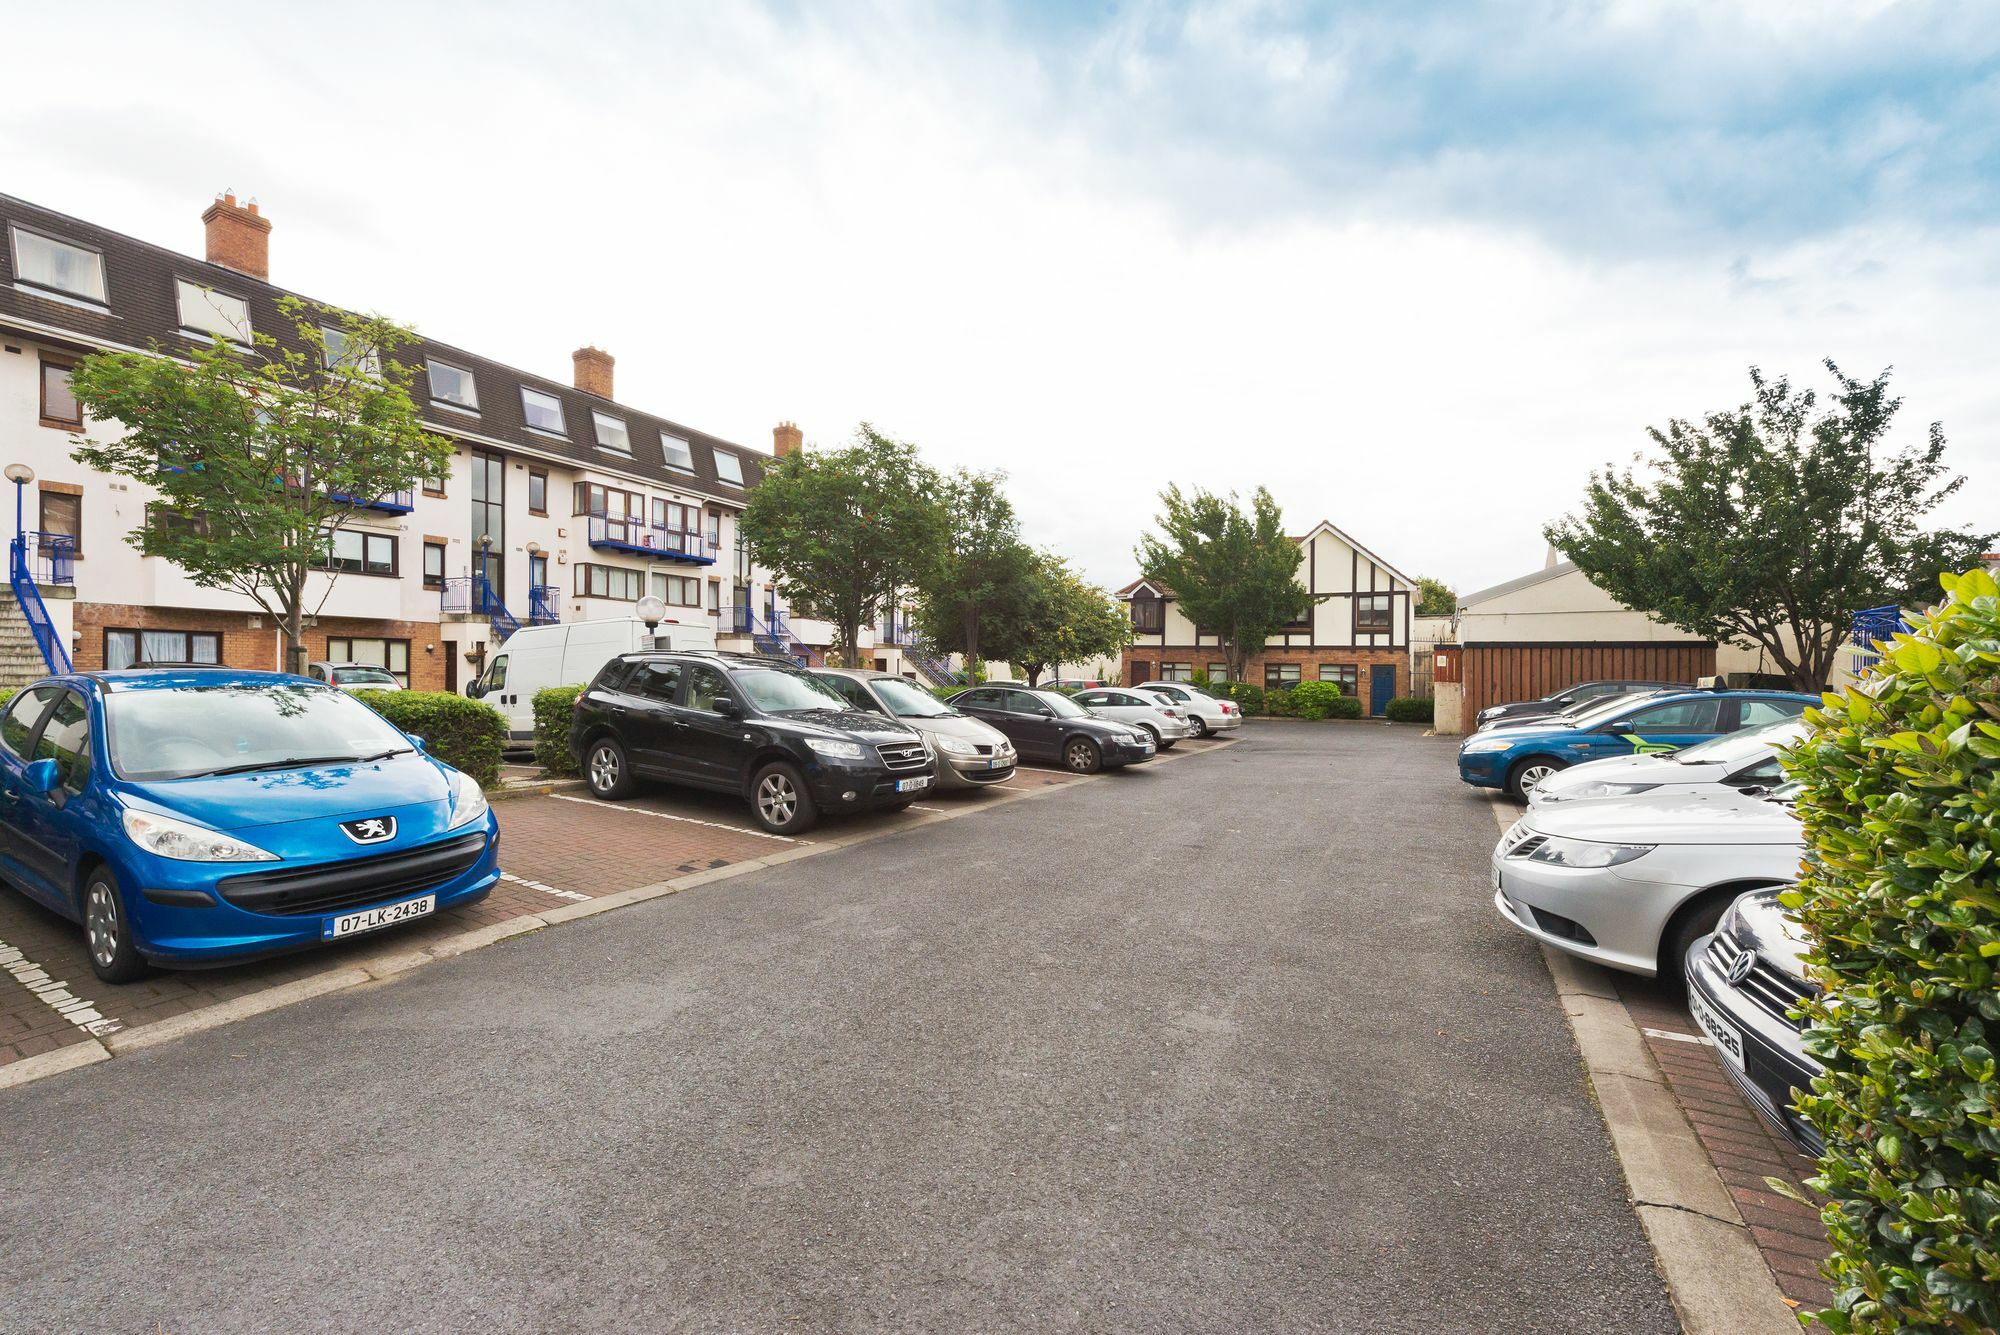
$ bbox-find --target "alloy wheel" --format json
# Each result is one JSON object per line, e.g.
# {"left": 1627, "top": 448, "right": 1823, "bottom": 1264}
{"left": 86, "top": 882, "right": 118, "bottom": 970}
{"left": 1066, "top": 741, "right": 1097, "bottom": 772}
{"left": 1518, "top": 763, "right": 1557, "bottom": 795}
{"left": 590, "top": 745, "right": 620, "bottom": 794}
{"left": 1189, "top": 717, "right": 1208, "bottom": 738}
{"left": 758, "top": 773, "right": 798, "bottom": 826}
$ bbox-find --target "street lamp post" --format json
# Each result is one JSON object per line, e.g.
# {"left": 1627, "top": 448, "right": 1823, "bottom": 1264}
{"left": 4, "top": 463, "right": 34, "bottom": 582}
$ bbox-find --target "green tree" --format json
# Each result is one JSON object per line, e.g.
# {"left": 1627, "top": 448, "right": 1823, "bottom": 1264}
{"left": 1136, "top": 486, "right": 1310, "bottom": 684}
{"left": 1545, "top": 362, "right": 1992, "bottom": 691}
{"left": 739, "top": 423, "right": 946, "bottom": 666}
{"left": 1415, "top": 576, "right": 1457, "bottom": 617}
{"left": 988, "top": 553, "right": 1131, "bottom": 685}
{"left": 68, "top": 296, "right": 452, "bottom": 673}
{"left": 911, "top": 469, "right": 1037, "bottom": 674}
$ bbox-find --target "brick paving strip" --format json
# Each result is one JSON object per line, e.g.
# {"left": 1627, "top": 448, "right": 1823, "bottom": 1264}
{"left": 1485, "top": 798, "right": 1803, "bottom": 1334}
{"left": 0, "top": 735, "right": 1235, "bottom": 1092}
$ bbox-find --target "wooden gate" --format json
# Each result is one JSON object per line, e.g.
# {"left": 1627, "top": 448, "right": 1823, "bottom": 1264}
{"left": 1459, "top": 642, "right": 1716, "bottom": 731}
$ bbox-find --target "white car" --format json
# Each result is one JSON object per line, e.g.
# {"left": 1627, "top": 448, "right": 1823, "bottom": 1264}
{"left": 1132, "top": 682, "right": 1241, "bottom": 737}
{"left": 305, "top": 661, "right": 404, "bottom": 692}
{"left": 1529, "top": 718, "right": 1804, "bottom": 807}
{"left": 1072, "top": 687, "right": 1188, "bottom": 749}
{"left": 1492, "top": 786, "right": 1804, "bottom": 977}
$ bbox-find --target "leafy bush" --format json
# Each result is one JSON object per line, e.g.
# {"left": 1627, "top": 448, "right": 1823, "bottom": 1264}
{"left": 1782, "top": 566, "right": 2000, "bottom": 1333}
{"left": 1207, "top": 681, "right": 1265, "bottom": 716}
{"left": 534, "top": 684, "right": 585, "bottom": 777}
{"left": 1265, "top": 685, "right": 1298, "bottom": 717}
{"left": 1287, "top": 680, "right": 1347, "bottom": 720}
{"left": 1386, "top": 696, "right": 1435, "bottom": 724}
{"left": 1189, "top": 670, "right": 1212, "bottom": 691}
{"left": 932, "top": 684, "right": 965, "bottom": 704}
{"left": 1326, "top": 693, "right": 1363, "bottom": 719}
{"left": 353, "top": 690, "right": 506, "bottom": 788}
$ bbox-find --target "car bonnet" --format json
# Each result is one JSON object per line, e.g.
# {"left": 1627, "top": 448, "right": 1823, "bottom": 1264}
{"left": 1522, "top": 787, "right": 1804, "bottom": 846}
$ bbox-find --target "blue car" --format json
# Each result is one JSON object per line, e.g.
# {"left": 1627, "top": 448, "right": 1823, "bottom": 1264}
{"left": 0, "top": 667, "right": 500, "bottom": 981}
{"left": 1458, "top": 687, "right": 1817, "bottom": 801}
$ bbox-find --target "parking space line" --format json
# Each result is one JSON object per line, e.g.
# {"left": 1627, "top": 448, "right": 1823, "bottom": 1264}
{"left": 500, "top": 872, "right": 590, "bottom": 903}
{"left": 547, "top": 793, "right": 813, "bottom": 844}
{"left": 907, "top": 804, "right": 945, "bottom": 813}
{"left": 0, "top": 937, "right": 121, "bottom": 1038}
{"left": 1643, "top": 1026, "right": 1713, "bottom": 1047}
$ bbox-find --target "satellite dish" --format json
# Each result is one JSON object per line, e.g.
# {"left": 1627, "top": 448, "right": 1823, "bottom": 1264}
{"left": 635, "top": 595, "right": 666, "bottom": 629}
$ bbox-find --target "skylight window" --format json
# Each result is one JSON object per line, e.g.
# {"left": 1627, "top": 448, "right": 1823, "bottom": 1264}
{"left": 427, "top": 359, "right": 479, "bottom": 411}
{"left": 175, "top": 279, "right": 252, "bottom": 343}
{"left": 10, "top": 226, "right": 107, "bottom": 304}
{"left": 521, "top": 387, "right": 567, "bottom": 435}
{"left": 660, "top": 432, "right": 694, "bottom": 471}
{"left": 320, "top": 327, "right": 380, "bottom": 376}
{"left": 592, "top": 411, "right": 631, "bottom": 454}
{"left": 713, "top": 451, "right": 744, "bottom": 487}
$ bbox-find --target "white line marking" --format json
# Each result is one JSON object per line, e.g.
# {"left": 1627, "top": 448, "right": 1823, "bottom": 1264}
{"left": 500, "top": 872, "right": 589, "bottom": 903}
{"left": 548, "top": 792, "right": 811, "bottom": 844}
{"left": 908, "top": 805, "right": 944, "bottom": 813}
{"left": 0, "top": 939, "right": 121, "bottom": 1037}
{"left": 1644, "top": 1026, "right": 1714, "bottom": 1047}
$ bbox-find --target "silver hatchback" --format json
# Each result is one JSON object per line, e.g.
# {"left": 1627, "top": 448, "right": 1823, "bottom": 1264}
{"left": 1073, "top": 687, "right": 1188, "bottom": 748}
{"left": 810, "top": 669, "right": 1018, "bottom": 789}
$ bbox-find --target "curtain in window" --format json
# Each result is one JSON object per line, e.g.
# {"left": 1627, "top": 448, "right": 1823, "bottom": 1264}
{"left": 105, "top": 631, "right": 137, "bottom": 669}
{"left": 142, "top": 631, "right": 184, "bottom": 663}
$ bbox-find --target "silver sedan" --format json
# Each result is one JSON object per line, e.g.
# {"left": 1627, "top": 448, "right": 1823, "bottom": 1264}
{"left": 1073, "top": 687, "right": 1189, "bottom": 749}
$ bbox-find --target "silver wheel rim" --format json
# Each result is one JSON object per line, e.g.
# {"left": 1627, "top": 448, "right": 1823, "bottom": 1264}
{"left": 758, "top": 773, "right": 797, "bottom": 826}
{"left": 591, "top": 745, "right": 619, "bottom": 793}
{"left": 1191, "top": 718, "right": 1206, "bottom": 737}
{"left": 1067, "top": 742, "right": 1095, "bottom": 771}
{"left": 1518, "top": 764, "right": 1556, "bottom": 795}
{"left": 86, "top": 883, "right": 118, "bottom": 969}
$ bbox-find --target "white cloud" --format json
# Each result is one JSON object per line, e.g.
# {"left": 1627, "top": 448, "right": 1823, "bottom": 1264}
{"left": 0, "top": 0, "right": 1993, "bottom": 597}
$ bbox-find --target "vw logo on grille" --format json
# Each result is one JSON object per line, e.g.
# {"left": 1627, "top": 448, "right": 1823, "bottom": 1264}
{"left": 1726, "top": 948, "right": 1757, "bottom": 986}
{"left": 340, "top": 816, "right": 397, "bottom": 845}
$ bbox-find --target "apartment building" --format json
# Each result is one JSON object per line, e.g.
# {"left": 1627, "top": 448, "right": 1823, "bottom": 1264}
{"left": 1117, "top": 519, "right": 1416, "bottom": 715}
{"left": 0, "top": 191, "right": 898, "bottom": 690}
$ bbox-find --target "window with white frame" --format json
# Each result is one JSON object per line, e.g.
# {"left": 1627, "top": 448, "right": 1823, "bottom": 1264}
{"left": 175, "top": 279, "right": 252, "bottom": 343}
{"left": 427, "top": 359, "right": 479, "bottom": 411}
{"left": 320, "top": 327, "right": 380, "bottom": 376}
{"left": 10, "top": 227, "right": 106, "bottom": 303}
{"left": 521, "top": 387, "right": 567, "bottom": 435}
{"left": 713, "top": 451, "right": 744, "bottom": 486}
{"left": 592, "top": 411, "right": 631, "bottom": 453}
{"left": 660, "top": 432, "right": 694, "bottom": 471}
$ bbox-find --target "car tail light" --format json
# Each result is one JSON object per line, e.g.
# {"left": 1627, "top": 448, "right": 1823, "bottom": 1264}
{"left": 1162, "top": 708, "right": 1178, "bottom": 717}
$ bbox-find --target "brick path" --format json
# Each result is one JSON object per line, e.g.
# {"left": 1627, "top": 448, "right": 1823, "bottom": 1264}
{"left": 1619, "top": 977, "right": 1833, "bottom": 1314}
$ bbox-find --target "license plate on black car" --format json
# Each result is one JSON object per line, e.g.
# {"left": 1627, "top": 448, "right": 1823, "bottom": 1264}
{"left": 896, "top": 776, "right": 929, "bottom": 793}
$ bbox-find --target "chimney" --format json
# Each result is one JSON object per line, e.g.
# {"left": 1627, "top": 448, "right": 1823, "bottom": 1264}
{"left": 201, "top": 191, "right": 272, "bottom": 281}
{"left": 572, "top": 346, "right": 614, "bottom": 399}
{"left": 773, "top": 421, "right": 803, "bottom": 458}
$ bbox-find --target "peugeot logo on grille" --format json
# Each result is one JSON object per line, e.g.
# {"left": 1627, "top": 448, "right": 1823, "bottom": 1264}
{"left": 340, "top": 816, "right": 397, "bottom": 845}
{"left": 1726, "top": 948, "right": 1757, "bottom": 986}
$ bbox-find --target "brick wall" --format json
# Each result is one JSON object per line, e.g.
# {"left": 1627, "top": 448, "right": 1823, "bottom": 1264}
{"left": 73, "top": 603, "right": 449, "bottom": 691}
{"left": 1122, "top": 645, "right": 1410, "bottom": 714}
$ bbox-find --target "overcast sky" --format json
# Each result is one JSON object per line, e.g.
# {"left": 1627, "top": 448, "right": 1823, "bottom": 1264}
{"left": 6, "top": 1, "right": 1997, "bottom": 594}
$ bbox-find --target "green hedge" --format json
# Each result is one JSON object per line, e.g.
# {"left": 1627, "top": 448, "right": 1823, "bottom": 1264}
{"left": 1262, "top": 682, "right": 1363, "bottom": 720}
{"left": 1386, "top": 696, "right": 1435, "bottom": 724}
{"left": 534, "top": 684, "right": 585, "bottom": 777}
{"left": 1782, "top": 565, "right": 2000, "bottom": 1333}
{"left": 353, "top": 690, "right": 506, "bottom": 788}
{"left": 1206, "top": 681, "right": 1265, "bottom": 716}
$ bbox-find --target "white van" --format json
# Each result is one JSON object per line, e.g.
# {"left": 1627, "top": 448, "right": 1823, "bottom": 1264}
{"left": 468, "top": 603, "right": 717, "bottom": 742}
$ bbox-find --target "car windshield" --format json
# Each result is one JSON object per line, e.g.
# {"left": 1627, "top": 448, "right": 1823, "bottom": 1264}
{"left": 1671, "top": 717, "right": 1805, "bottom": 766}
{"left": 331, "top": 667, "right": 398, "bottom": 686}
{"left": 735, "top": 668, "right": 849, "bottom": 714}
{"left": 871, "top": 677, "right": 953, "bottom": 718}
{"left": 1035, "top": 692, "right": 1089, "bottom": 719}
{"left": 105, "top": 683, "right": 412, "bottom": 781}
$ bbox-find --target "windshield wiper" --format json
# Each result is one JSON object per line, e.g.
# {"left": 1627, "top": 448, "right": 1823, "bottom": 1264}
{"left": 188, "top": 746, "right": 409, "bottom": 778}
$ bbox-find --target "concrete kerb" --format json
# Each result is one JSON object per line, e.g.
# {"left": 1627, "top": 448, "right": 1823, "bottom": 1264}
{"left": 1486, "top": 801, "right": 1797, "bottom": 1334}
{"left": 2, "top": 737, "right": 1246, "bottom": 1090}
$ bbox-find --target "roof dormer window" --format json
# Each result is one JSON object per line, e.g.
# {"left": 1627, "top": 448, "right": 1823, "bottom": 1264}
{"left": 521, "top": 387, "right": 567, "bottom": 436}
{"left": 660, "top": 432, "right": 694, "bottom": 472}
{"left": 713, "top": 450, "right": 744, "bottom": 487}
{"left": 321, "top": 326, "right": 380, "bottom": 376}
{"left": 426, "top": 359, "right": 479, "bottom": 412}
{"left": 175, "top": 279, "right": 252, "bottom": 343}
{"left": 9, "top": 226, "right": 107, "bottom": 305}
{"left": 592, "top": 411, "right": 631, "bottom": 454}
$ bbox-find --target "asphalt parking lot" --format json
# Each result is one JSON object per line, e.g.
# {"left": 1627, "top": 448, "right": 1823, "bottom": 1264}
{"left": 0, "top": 748, "right": 1108, "bottom": 1070}
{"left": 0, "top": 723, "right": 1676, "bottom": 1333}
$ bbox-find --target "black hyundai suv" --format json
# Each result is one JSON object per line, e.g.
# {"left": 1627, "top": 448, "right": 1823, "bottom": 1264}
{"left": 569, "top": 651, "right": 937, "bottom": 834}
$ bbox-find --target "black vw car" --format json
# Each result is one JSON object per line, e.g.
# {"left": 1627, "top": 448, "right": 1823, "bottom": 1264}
{"left": 946, "top": 686, "right": 1155, "bottom": 773}
{"left": 569, "top": 651, "right": 937, "bottom": 834}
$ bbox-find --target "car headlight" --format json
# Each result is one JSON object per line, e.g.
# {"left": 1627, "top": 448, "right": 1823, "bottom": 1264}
{"left": 446, "top": 769, "right": 490, "bottom": 831}
{"left": 933, "top": 734, "right": 976, "bottom": 756}
{"left": 1461, "top": 736, "right": 1516, "bottom": 754}
{"left": 1526, "top": 836, "right": 1653, "bottom": 868}
{"left": 1555, "top": 781, "right": 1659, "bottom": 801}
{"left": 123, "top": 808, "right": 279, "bottom": 862}
{"left": 807, "top": 738, "right": 867, "bottom": 761}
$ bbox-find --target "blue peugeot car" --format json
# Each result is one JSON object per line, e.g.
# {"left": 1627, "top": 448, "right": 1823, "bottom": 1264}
{"left": 1458, "top": 687, "right": 1817, "bottom": 801}
{"left": 0, "top": 667, "right": 500, "bottom": 981}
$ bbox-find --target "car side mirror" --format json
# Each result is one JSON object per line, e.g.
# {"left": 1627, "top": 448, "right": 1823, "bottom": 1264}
{"left": 714, "top": 697, "right": 742, "bottom": 718}
{"left": 21, "top": 758, "right": 58, "bottom": 795}
{"left": 408, "top": 736, "right": 427, "bottom": 752}
{"left": 465, "top": 681, "right": 484, "bottom": 699}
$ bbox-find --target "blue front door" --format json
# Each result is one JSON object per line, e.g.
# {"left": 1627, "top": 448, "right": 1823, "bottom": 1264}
{"left": 1369, "top": 664, "right": 1396, "bottom": 716}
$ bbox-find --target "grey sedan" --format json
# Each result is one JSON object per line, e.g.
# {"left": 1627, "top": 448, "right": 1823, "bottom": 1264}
{"left": 810, "top": 669, "right": 1019, "bottom": 789}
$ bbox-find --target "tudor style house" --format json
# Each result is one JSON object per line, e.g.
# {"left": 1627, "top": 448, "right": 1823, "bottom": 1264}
{"left": 1117, "top": 519, "right": 1417, "bottom": 716}
{"left": 0, "top": 191, "right": 935, "bottom": 691}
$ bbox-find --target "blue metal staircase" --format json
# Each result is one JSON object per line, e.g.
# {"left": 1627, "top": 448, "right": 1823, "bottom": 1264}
{"left": 9, "top": 531, "right": 72, "bottom": 675}
{"left": 442, "top": 574, "right": 520, "bottom": 644}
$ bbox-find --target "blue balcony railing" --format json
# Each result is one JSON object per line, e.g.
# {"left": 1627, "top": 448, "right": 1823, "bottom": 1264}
{"left": 327, "top": 489, "right": 415, "bottom": 514}
{"left": 584, "top": 516, "right": 715, "bottom": 563}
{"left": 441, "top": 574, "right": 520, "bottom": 641}
{"left": 22, "top": 531, "right": 74, "bottom": 587}
{"left": 529, "top": 584, "right": 561, "bottom": 625}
